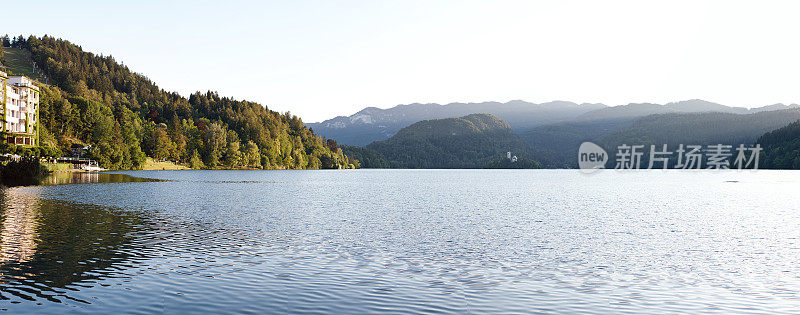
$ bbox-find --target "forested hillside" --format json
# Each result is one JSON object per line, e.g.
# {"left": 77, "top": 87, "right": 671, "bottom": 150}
{"left": 2, "top": 35, "right": 354, "bottom": 169}
{"left": 366, "top": 114, "right": 537, "bottom": 168}
{"left": 520, "top": 109, "right": 800, "bottom": 168}
{"left": 758, "top": 121, "right": 800, "bottom": 169}
{"left": 340, "top": 145, "right": 389, "bottom": 168}
{"left": 521, "top": 118, "right": 635, "bottom": 168}
{"left": 597, "top": 110, "right": 800, "bottom": 149}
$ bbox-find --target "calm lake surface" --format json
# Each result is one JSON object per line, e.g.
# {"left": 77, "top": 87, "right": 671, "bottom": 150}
{"left": 1, "top": 169, "right": 799, "bottom": 313}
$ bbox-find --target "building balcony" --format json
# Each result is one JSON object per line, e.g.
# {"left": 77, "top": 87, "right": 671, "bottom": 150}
{"left": 13, "top": 82, "right": 35, "bottom": 88}
{"left": 7, "top": 131, "right": 35, "bottom": 136}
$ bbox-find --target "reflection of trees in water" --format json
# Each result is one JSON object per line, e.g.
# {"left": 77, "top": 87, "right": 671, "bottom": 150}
{"left": 0, "top": 192, "right": 149, "bottom": 304}
{"left": 42, "top": 172, "right": 100, "bottom": 185}
{"left": 40, "top": 172, "right": 161, "bottom": 186}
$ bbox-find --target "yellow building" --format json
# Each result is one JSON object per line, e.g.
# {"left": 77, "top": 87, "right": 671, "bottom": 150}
{"left": 0, "top": 69, "right": 39, "bottom": 146}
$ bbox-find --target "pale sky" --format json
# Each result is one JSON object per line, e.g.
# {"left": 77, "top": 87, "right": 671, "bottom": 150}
{"left": 5, "top": 0, "right": 800, "bottom": 122}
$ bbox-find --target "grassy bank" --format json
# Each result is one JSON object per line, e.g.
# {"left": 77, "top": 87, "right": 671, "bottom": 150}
{"left": 44, "top": 162, "right": 74, "bottom": 172}
{"left": 142, "top": 158, "right": 190, "bottom": 170}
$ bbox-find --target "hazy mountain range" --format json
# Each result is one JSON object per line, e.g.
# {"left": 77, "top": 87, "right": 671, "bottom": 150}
{"left": 309, "top": 100, "right": 800, "bottom": 146}
{"left": 308, "top": 100, "right": 603, "bottom": 146}
{"left": 326, "top": 100, "right": 800, "bottom": 168}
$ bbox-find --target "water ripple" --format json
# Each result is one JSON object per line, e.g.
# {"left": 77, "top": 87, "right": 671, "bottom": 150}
{"left": 0, "top": 170, "right": 799, "bottom": 313}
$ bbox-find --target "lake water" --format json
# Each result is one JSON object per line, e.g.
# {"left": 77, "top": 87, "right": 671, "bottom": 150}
{"left": 1, "top": 169, "right": 800, "bottom": 313}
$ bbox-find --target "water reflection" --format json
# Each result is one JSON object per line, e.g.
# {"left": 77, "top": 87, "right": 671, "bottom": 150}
{"left": 0, "top": 191, "right": 148, "bottom": 304}
{"left": 0, "top": 191, "right": 38, "bottom": 264}
{"left": 39, "top": 172, "right": 161, "bottom": 186}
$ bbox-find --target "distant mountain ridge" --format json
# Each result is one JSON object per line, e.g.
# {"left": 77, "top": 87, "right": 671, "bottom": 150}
{"left": 574, "top": 100, "right": 799, "bottom": 121}
{"left": 309, "top": 99, "right": 800, "bottom": 146}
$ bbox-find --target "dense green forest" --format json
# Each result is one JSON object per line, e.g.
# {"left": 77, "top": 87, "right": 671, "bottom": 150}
{"left": 340, "top": 145, "right": 389, "bottom": 168}
{"left": 594, "top": 110, "right": 800, "bottom": 168}
{"left": 522, "top": 118, "right": 635, "bottom": 168}
{"left": 1, "top": 35, "right": 355, "bottom": 170}
{"left": 758, "top": 120, "right": 800, "bottom": 169}
{"left": 597, "top": 110, "right": 800, "bottom": 149}
{"left": 366, "top": 114, "right": 538, "bottom": 168}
